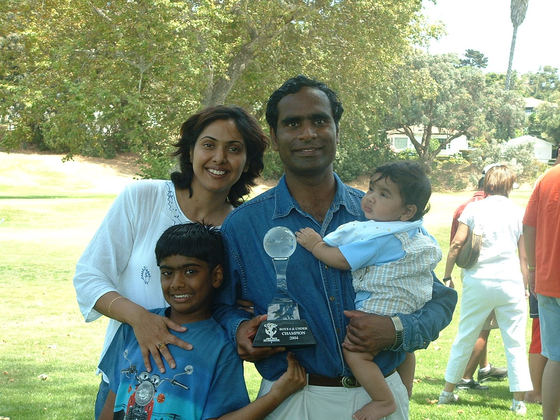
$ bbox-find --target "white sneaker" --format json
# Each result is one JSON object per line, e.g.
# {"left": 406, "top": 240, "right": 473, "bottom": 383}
{"left": 438, "top": 391, "right": 459, "bottom": 405}
{"left": 510, "top": 400, "right": 527, "bottom": 416}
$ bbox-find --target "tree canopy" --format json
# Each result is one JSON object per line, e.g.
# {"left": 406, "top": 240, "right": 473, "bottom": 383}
{"left": 381, "top": 52, "right": 526, "bottom": 166}
{"left": 1, "top": 0, "right": 432, "bottom": 179}
{"left": 521, "top": 66, "right": 560, "bottom": 101}
{"left": 3, "top": 1, "right": 554, "bottom": 182}
{"left": 527, "top": 100, "right": 560, "bottom": 145}
{"left": 459, "top": 49, "right": 488, "bottom": 69}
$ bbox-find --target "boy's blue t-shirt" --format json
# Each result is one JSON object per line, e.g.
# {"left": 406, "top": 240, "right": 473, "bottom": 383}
{"left": 99, "top": 308, "right": 250, "bottom": 420}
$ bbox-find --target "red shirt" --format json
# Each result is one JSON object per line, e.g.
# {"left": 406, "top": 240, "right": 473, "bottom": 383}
{"left": 523, "top": 164, "right": 560, "bottom": 297}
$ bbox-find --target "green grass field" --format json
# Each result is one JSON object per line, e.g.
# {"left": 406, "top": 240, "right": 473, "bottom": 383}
{"left": 0, "top": 153, "right": 542, "bottom": 419}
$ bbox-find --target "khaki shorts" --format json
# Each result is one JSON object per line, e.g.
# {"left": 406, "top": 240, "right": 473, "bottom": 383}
{"left": 258, "top": 371, "right": 409, "bottom": 420}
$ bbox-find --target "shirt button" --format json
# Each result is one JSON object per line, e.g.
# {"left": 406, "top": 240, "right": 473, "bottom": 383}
{"left": 329, "top": 296, "right": 335, "bottom": 301}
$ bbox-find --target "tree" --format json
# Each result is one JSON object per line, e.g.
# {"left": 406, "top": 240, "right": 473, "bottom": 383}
{"left": 459, "top": 49, "right": 488, "bottom": 69}
{"left": 382, "top": 52, "right": 526, "bottom": 167}
{"left": 528, "top": 100, "right": 560, "bottom": 145}
{"left": 483, "top": 82, "right": 527, "bottom": 140}
{"left": 521, "top": 66, "right": 560, "bottom": 100}
{"left": 0, "top": 4, "right": 28, "bottom": 132}
{"left": 505, "top": 0, "right": 529, "bottom": 90}
{"left": 1, "top": 0, "right": 429, "bottom": 179}
{"left": 467, "top": 140, "right": 540, "bottom": 182}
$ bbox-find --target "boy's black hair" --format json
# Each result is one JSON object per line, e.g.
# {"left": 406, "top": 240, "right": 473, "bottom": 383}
{"left": 373, "top": 161, "right": 432, "bottom": 222}
{"left": 155, "top": 222, "right": 224, "bottom": 271}
{"left": 265, "top": 75, "right": 344, "bottom": 133}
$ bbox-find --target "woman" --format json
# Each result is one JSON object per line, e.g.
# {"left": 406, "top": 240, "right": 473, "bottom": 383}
{"left": 73, "top": 106, "right": 269, "bottom": 419}
{"left": 437, "top": 165, "right": 532, "bottom": 416}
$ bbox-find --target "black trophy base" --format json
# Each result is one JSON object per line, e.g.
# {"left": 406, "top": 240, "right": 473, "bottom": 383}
{"left": 253, "top": 319, "right": 316, "bottom": 347}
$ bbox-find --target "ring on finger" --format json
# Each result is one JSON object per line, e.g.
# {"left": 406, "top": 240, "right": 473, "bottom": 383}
{"left": 156, "top": 342, "right": 167, "bottom": 350}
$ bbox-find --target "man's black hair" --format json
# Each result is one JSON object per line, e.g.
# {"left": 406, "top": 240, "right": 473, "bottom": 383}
{"left": 265, "top": 75, "right": 344, "bottom": 133}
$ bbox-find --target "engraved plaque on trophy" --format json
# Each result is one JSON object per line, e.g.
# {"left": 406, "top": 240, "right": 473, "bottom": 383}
{"left": 253, "top": 226, "right": 316, "bottom": 347}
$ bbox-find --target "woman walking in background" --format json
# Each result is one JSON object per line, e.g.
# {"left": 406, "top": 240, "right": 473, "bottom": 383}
{"left": 437, "top": 165, "right": 532, "bottom": 416}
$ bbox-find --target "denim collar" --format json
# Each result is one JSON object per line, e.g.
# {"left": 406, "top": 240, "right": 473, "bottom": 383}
{"left": 272, "top": 173, "right": 363, "bottom": 223}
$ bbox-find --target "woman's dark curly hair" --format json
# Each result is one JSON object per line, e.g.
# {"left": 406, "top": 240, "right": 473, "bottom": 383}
{"left": 171, "top": 106, "right": 269, "bottom": 207}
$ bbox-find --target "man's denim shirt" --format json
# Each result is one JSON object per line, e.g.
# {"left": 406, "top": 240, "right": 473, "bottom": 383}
{"left": 212, "top": 174, "right": 457, "bottom": 381}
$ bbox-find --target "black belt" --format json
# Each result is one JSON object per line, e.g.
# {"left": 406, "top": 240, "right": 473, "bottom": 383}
{"left": 307, "top": 369, "right": 396, "bottom": 388}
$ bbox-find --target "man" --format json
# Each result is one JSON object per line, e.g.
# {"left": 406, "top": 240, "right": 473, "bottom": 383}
{"left": 523, "top": 160, "right": 560, "bottom": 420}
{"left": 213, "top": 75, "right": 457, "bottom": 420}
{"left": 446, "top": 173, "right": 507, "bottom": 391}
{"left": 525, "top": 146, "right": 559, "bottom": 404}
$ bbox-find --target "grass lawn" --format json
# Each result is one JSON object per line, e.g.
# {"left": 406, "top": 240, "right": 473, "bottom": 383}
{"left": 0, "top": 152, "right": 542, "bottom": 419}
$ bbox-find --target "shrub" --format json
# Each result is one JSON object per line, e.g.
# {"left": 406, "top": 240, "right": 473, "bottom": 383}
{"left": 429, "top": 155, "right": 474, "bottom": 191}
{"left": 429, "top": 141, "right": 548, "bottom": 191}
{"left": 469, "top": 141, "right": 543, "bottom": 184}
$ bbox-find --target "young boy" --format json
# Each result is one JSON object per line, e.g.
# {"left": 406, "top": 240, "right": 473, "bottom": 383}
{"left": 296, "top": 161, "right": 441, "bottom": 420}
{"left": 99, "top": 222, "right": 305, "bottom": 420}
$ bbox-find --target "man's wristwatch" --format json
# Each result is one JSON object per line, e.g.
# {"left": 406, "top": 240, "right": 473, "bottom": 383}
{"left": 385, "top": 315, "right": 404, "bottom": 351}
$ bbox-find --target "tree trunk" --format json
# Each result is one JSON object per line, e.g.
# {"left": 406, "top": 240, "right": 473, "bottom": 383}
{"left": 202, "top": 42, "right": 255, "bottom": 107}
{"left": 199, "top": 4, "right": 300, "bottom": 107}
{"left": 505, "top": 26, "right": 518, "bottom": 90}
{"left": 506, "top": 0, "right": 529, "bottom": 90}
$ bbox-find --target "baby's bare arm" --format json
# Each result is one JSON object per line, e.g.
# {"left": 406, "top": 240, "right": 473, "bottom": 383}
{"left": 296, "top": 228, "right": 351, "bottom": 270}
{"left": 295, "top": 228, "right": 323, "bottom": 251}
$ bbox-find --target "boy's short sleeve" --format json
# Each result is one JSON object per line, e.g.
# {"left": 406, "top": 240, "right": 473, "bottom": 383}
{"left": 202, "top": 344, "right": 250, "bottom": 419}
{"left": 98, "top": 323, "right": 129, "bottom": 394}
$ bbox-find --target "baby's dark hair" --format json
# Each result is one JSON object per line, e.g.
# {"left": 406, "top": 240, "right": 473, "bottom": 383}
{"left": 155, "top": 222, "right": 224, "bottom": 271}
{"left": 373, "top": 161, "right": 432, "bottom": 222}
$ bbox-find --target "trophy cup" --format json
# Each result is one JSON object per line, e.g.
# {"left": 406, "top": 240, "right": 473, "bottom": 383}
{"left": 253, "top": 226, "right": 316, "bottom": 347}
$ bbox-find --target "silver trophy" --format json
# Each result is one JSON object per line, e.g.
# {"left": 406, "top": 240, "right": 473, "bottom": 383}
{"left": 253, "top": 227, "right": 316, "bottom": 347}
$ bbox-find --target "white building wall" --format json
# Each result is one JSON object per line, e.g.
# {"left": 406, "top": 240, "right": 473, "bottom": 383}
{"left": 506, "top": 135, "right": 553, "bottom": 163}
{"left": 388, "top": 133, "right": 468, "bottom": 156}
